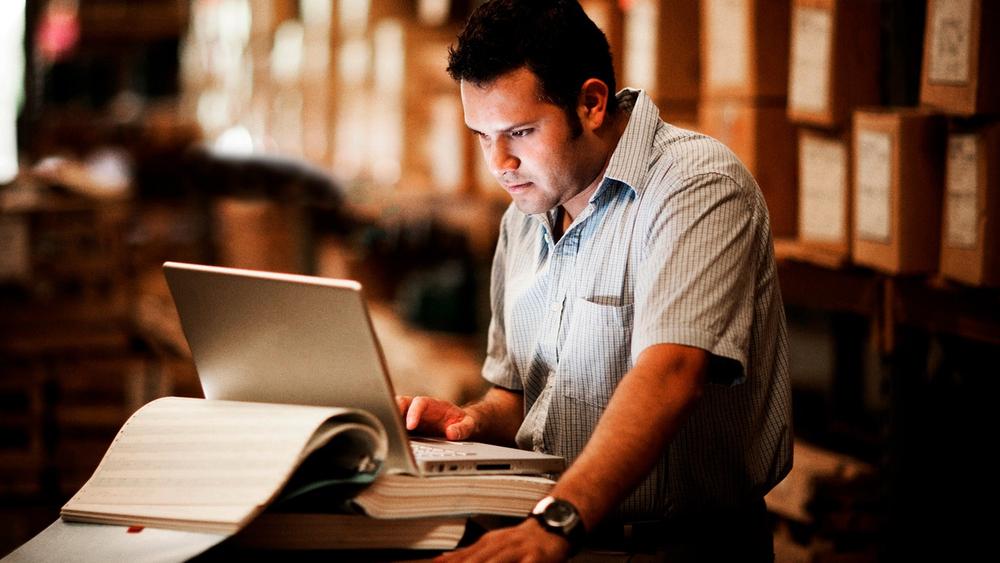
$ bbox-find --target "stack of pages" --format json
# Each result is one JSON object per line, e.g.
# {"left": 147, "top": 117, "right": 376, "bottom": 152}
{"left": 60, "top": 397, "right": 555, "bottom": 551}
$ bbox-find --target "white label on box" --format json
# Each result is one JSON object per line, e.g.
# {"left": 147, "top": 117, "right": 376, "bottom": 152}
{"left": 855, "top": 129, "right": 893, "bottom": 243}
{"left": 927, "top": 0, "right": 973, "bottom": 84}
{"left": 945, "top": 134, "right": 979, "bottom": 248}
{"left": 624, "top": 0, "right": 659, "bottom": 94}
{"left": 0, "top": 214, "right": 30, "bottom": 281}
{"left": 789, "top": 6, "right": 832, "bottom": 114}
{"left": 706, "top": 0, "right": 749, "bottom": 89}
{"left": 800, "top": 135, "right": 848, "bottom": 242}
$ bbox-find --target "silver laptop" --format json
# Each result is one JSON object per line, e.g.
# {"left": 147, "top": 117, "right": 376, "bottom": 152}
{"left": 163, "top": 261, "right": 564, "bottom": 477}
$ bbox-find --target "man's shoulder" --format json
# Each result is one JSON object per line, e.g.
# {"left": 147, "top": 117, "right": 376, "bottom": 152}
{"left": 648, "top": 122, "right": 757, "bottom": 194}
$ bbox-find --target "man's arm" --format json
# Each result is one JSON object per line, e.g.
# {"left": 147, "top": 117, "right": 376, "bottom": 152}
{"left": 397, "top": 385, "right": 524, "bottom": 445}
{"left": 548, "top": 342, "right": 706, "bottom": 528}
{"left": 436, "top": 342, "right": 707, "bottom": 562}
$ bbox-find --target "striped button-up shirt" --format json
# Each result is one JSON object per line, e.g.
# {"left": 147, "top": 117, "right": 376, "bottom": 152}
{"left": 481, "top": 89, "right": 792, "bottom": 521}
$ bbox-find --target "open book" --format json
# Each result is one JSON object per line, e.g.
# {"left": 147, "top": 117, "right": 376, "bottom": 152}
{"left": 59, "top": 397, "right": 555, "bottom": 549}
{"left": 60, "top": 397, "right": 386, "bottom": 534}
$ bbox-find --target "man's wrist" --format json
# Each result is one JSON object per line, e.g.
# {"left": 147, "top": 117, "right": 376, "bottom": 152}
{"left": 529, "top": 496, "right": 587, "bottom": 553}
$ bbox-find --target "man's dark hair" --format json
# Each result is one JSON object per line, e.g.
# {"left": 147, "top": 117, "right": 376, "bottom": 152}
{"left": 447, "top": 0, "right": 618, "bottom": 134}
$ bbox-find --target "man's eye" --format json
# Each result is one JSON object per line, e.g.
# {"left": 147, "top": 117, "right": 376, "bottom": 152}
{"left": 510, "top": 129, "right": 532, "bottom": 138}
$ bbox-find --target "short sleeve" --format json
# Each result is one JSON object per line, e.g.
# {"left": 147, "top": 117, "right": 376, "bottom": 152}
{"left": 481, "top": 211, "right": 523, "bottom": 391}
{"left": 632, "top": 172, "right": 758, "bottom": 384}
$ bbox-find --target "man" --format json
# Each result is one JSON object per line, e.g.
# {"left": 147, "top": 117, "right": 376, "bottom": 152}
{"left": 397, "top": 1, "right": 792, "bottom": 560}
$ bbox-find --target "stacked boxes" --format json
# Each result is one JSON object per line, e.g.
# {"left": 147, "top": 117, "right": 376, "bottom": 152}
{"left": 788, "top": 0, "right": 880, "bottom": 264}
{"left": 622, "top": 0, "right": 700, "bottom": 123}
{"left": 918, "top": 0, "right": 1000, "bottom": 286}
{"left": 698, "top": 0, "right": 796, "bottom": 237}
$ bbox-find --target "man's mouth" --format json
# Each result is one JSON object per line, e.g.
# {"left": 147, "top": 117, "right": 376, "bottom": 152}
{"left": 504, "top": 181, "right": 532, "bottom": 193}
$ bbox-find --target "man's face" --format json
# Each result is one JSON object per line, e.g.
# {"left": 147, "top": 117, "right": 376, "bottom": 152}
{"left": 461, "top": 68, "right": 595, "bottom": 216}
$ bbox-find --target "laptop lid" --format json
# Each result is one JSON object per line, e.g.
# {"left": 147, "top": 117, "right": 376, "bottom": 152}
{"left": 162, "top": 262, "right": 563, "bottom": 477}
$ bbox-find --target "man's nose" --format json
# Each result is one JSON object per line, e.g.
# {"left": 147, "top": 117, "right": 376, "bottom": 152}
{"left": 489, "top": 138, "right": 520, "bottom": 176}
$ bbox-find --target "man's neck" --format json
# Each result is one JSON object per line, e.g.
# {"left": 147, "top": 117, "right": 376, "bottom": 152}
{"left": 563, "top": 107, "right": 629, "bottom": 220}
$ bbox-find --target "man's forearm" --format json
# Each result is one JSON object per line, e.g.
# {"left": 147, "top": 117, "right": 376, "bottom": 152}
{"left": 464, "top": 386, "right": 524, "bottom": 446}
{"left": 549, "top": 343, "right": 707, "bottom": 530}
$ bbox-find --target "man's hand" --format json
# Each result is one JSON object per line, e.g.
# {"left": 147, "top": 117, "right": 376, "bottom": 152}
{"left": 434, "top": 518, "right": 571, "bottom": 563}
{"left": 396, "top": 395, "right": 477, "bottom": 440}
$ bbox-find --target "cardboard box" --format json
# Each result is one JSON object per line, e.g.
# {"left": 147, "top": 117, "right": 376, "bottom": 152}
{"left": 622, "top": 0, "right": 699, "bottom": 102}
{"left": 940, "top": 121, "right": 1000, "bottom": 286}
{"left": 797, "top": 128, "right": 852, "bottom": 260}
{"left": 701, "top": 0, "right": 790, "bottom": 101}
{"left": 920, "top": 0, "right": 1000, "bottom": 116}
{"left": 851, "top": 109, "right": 947, "bottom": 274}
{"left": 698, "top": 100, "right": 798, "bottom": 237}
{"left": 787, "top": 0, "right": 880, "bottom": 127}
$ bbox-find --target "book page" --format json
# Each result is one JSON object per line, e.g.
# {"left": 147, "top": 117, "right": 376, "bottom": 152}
{"left": 62, "top": 397, "right": 384, "bottom": 533}
{"left": 3, "top": 520, "right": 228, "bottom": 563}
{"left": 945, "top": 134, "right": 979, "bottom": 248}
{"left": 854, "top": 130, "right": 893, "bottom": 243}
{"left": 789, "top": 6, "right": 832, "bottom": 114}
{"left": 624, "top": 0, "right": 659, "bottom": 93}
{"left": 353, "top": 473, "right": 555, "bottom": 518}
{"left": 799, "top": 135, "right": 848, "bottom": 242}
{"left": 706, "top": 0, "right": 749, "bottom": 89}
{"left": 927, "top": 0, "right": 973, "bottom": 84}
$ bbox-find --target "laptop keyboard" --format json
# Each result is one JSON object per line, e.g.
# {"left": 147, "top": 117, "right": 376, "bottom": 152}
{"left": 411, "top": 442, "right": 473, "bottom": 458}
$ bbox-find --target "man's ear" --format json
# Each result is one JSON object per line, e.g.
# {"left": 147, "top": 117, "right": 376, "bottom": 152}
{"left": 578, "top": 78, "right": 611, "bottom": 130}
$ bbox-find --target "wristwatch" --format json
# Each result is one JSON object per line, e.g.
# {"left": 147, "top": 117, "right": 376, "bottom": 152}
{"left": 529, "top": 496, "right": 586, "bottom": 552}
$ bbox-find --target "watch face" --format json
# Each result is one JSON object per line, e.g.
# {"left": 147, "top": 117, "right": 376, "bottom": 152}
{"left": 544, "top": 500, "right": 578, "bottom": 527}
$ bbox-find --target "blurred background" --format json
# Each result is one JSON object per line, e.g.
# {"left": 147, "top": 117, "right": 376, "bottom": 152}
{"left": 1, "top": 1, "right": 998, "bottom": 561}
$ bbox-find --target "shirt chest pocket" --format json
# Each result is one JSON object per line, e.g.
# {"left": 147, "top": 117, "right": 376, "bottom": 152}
{"left": 558, "top": 297, "right": 634, "bottom": 409}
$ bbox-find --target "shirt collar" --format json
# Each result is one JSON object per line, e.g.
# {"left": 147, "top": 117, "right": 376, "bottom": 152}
{"left": 600, "top": 88, "right": 658, "bottom": 197}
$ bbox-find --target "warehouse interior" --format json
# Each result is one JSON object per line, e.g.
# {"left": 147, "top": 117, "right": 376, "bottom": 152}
{"left": 1, "top": 0, "right": 998, "bottom": 561}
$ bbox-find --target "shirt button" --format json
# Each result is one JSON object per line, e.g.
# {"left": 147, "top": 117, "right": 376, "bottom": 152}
{"left": 550, "top": 300, "right": 563, "bottom": 313}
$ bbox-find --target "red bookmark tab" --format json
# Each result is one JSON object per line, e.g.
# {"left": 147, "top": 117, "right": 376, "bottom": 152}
{"left": 127, "top": 526, "right": 144, "bottom": 534}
